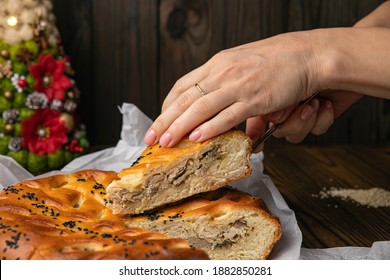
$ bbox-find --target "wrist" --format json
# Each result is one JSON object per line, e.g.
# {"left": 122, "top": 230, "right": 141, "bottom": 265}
{"left": 313, "top": 28, "right": 353, "bottom": 92}
{"left": 315, "top": 27, "right": 390, "bottom": 98}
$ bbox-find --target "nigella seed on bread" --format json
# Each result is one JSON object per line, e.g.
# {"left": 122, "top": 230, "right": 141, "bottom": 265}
{"left": 105, "top": 130, "right": 253, "bottom": 215}
{"left": 0, "top": 170, "right": 208, "bottom": 260}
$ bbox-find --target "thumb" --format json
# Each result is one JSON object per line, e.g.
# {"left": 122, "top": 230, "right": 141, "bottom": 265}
{"left": 246, "top": 116, "right": 267, "bottom": 153}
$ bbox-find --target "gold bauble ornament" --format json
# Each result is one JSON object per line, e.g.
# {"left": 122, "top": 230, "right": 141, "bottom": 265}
{"left": 67, "top": 91, "right": 75, "bottom": 99}
{"left": 60, "top": 113, "right": 74, "bottom": 130}
{"left": 4, "top": 91, "right": 13, "bottom": 100}
{"left": 5, "top": 123, "right": 15, "bottom": 134}
{"left": 1, "top": 49, "right": 10, "bottom": 59}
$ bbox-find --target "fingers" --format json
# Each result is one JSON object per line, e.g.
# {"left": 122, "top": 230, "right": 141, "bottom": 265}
{"left": 272, "top": 98, "right": 320, "bottom": 143}
{"left": 146, "top": 87, "right": 238, "bottom": 147}
{"left": 144, "top": 85, "right": 204, "bottom": 145}
{"left": 188, "top": 101, "right": 253, "bottom": 143}
{"left": 268, "top": 105, "right": 296, "bottom": 124}
{"left": 246, "top": 116, "right": 267, "bottom": 153}
{"left": 162, "top": 66, "right": 208, "bottom": 113}
{"left": 311, "top": 100, "right": 334, "bottom": 135}
{"left": 271, "top": 98, "right": 335, "bottom": 144}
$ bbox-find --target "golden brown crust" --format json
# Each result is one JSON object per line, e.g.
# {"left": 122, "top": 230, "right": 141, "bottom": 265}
{"left": 127, "top": 187, "right": 282, "bottom": 260}
{"left": 0, "top": 170, "right": 208, "bottom": 260}
{"left": 119, "top": 130, "right": 252, "bottom": 177}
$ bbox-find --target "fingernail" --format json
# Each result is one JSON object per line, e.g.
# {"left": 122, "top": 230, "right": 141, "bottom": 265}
{"left": 312, "top": 99, "right": 320, "bottom": 111}
{"left": 144, "top": 129, "right": 157, "bottom": 145}
{"left": 269, "top": 110, "right": 285, "bottom": 121}
{"left": 301, "top": 105, "right": 314, "bottom": 120}
{"left": 189, "top": 129, "right": 201, "bottom": 142}
{"left": 324, "top": 100, "right": 332, "bottom": 109}
{"left": 159, "top": 132, "right": 172, "bottom": 146}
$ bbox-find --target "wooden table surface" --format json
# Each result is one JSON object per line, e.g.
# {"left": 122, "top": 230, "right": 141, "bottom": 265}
{"left": 262, "top": 144, "right": 390, "bottom": 249}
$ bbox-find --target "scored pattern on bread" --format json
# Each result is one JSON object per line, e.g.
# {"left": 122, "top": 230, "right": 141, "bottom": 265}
{"left": 106, "top": 130, "right": 253, "bottom": 215}
{"left": 0, "top": 170, "right": 208, "bottom": 260}
{"left": 126, "top": 187, "right": 282, "bottom": 260}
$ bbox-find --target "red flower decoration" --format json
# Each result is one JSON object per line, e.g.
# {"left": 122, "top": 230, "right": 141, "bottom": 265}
{"left": 30, "top": 54, "right": 72, "bottom": 101}
{"left": 21, "top": 108, "right": 68, "bottom": 155}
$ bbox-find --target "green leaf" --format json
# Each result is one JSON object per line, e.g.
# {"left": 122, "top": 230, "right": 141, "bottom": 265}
{"left": 64, "top": 151, "right": 74, "bottom": 165}
{"left": 7, "top": 150, "right": 28, "bottom": 168}
{"left": 26, "top": 74, "right": 35, "bottom": 91}
{"left": 27, "top": 152, "right": 48, "bottom": 174}
{"left": 9, "top": 44, "right": 23, "bottom": 62}
{"left": 0, "top": 135, "right": 10, "bottom": 154}
{"left": 13, "top": 123, "right": 21, "bottom": 136}
{"left": 13, "top": 92, "right": 27, "bottom": 108}
{"left": 0, "top": 79, "right": 14, "bottom": 92}
{"left": 23, "top": 41, "right": 39, "bottom": 56}
{"left": 79, "top": 137, "right": 90, "bottom": 150}
{"left": 0, "top": 95, "right": 12, "bottom": 114}
{"left": 20, "top": 108, "right": 35, "bottom": 120}
{"left": 47, "top": 150, "right": 65, "bottom": 170}
{"left": 12, "top": 62, "right": 28, "bottom": 75}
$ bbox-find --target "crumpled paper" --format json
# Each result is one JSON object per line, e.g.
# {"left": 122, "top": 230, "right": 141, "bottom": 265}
{"left": 1, "top": 103, "right": 388, "bottom": 260}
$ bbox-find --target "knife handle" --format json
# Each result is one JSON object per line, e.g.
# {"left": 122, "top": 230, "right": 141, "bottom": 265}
{"left": 251, "top": 92, "right": 319, "bottom": 153}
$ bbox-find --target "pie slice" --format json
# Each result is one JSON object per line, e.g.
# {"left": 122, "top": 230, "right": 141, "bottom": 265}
{"left": 106, "top": 130, "right": 252, "bottom": 215}
{"left": 126, "top": 187, "right": 282, "bottom": 260}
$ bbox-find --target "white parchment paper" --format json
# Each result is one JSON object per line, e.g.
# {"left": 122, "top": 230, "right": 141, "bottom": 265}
{"left": 0, "top": 103, "right": 388, "bottom": 260}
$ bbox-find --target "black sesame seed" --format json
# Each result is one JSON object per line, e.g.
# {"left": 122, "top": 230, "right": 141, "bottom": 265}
{"left": 77, "top": 178, "right": 86, "bottom": 182}
{"left": 62, "top": 221, "right": 76, "bottom": 228}
{"left": 93, "top": 183, "right": 104, "bottom": 190}
{"left": 4, "top": 186, "right": 20, "bottom": 194}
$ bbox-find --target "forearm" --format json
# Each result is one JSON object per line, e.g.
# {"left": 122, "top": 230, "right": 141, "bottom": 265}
{"left": 354, "top": 1, "right": 390, "bottom": 28}
{"left": 315, "top": 27, "right": 390, "bottom": 99}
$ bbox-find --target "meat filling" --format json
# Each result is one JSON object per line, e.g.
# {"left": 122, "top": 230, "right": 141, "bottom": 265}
{"left": 115, "top": 146, "right": 220, "bottom": 207}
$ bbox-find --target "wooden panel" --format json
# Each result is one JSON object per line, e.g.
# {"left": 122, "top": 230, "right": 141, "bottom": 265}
{"left": 53, "top": 0, "right": 389, "bottom": 146}
{"left": 52, "top": 0, "right": 93, "bottom": 141}
{"left": 286, "top": 0, "right": 390, "bottom": 146}
{"left": 159, "top": 0, "right": 289, "bottom": 101}
{"left": 54, "top": 0, "right": 158, "bottom": 146}
{"left": 91, "top": 0, "right": 159, "bottom": 145}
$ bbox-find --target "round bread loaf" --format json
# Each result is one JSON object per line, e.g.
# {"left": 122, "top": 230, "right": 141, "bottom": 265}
{"left": 0, "top": 170, "right": 208, "bottom": 260}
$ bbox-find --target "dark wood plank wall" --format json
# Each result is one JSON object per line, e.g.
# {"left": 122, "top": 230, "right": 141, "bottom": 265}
{"left": 52, "top": 0, "right": 389, "bottom": 146}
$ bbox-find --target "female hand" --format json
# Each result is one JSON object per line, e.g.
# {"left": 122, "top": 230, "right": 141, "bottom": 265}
{"left": 144, "top": 31, "right": 321, "bottom": 147}
{"left": 248, "top": 90, "right": 363, "bottom": 153}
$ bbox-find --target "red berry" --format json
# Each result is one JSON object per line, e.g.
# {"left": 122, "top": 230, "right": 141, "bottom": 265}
{"left": 18, "top": 79, "right": 28, "bottom": 88}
